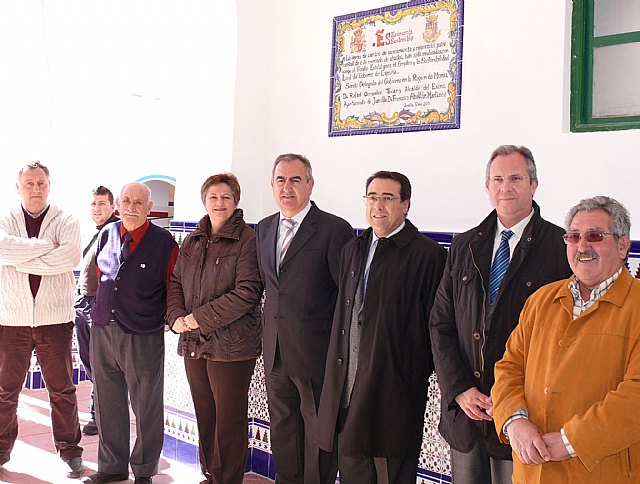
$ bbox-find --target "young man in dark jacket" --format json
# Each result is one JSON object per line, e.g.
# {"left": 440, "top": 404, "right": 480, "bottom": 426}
{"left": 429, "top": 145, "right": 572, "bottom": 484}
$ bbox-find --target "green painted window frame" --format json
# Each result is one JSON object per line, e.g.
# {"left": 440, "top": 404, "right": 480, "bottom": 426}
{"left": 570, "top": 0, "right": 640, "bottom": 132}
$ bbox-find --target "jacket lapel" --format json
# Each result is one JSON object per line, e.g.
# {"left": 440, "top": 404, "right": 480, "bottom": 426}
{"left": 279, "top": 204, "right": 319, "bottom": 269}
{"left": 263, "top": 215, "right": 279, "bottom": 277}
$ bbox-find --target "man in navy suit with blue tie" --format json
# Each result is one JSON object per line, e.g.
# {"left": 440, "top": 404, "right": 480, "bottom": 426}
{"left": 256, "top": 154, "right": 353, "bottom": 484}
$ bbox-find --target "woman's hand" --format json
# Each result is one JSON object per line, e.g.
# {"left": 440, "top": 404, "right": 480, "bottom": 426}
{"left": 184, "top": 313, "right": 201, "bottom": 330}
{"left": 173, "top": 316, "right": 191, "bottom": 333}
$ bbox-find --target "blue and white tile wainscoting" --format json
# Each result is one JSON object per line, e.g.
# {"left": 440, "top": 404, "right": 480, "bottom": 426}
{"left": 165, "top": 222, "right": 640, "bottom": 482}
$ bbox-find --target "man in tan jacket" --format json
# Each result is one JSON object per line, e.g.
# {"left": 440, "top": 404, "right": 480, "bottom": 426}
{"left": 492, "top": 196, "right": 640, "bottom": 483}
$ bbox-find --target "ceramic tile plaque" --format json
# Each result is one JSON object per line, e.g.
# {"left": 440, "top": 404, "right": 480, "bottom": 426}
{"left": 329, "top": 0, "right": 464, "bottom": 136}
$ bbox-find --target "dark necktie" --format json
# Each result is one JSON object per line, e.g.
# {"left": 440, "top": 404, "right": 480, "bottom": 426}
{"left": 120, "top": 232, "right": 133, "bottom": 263}
{"left": 489, "top": 230, "right": 514, "bottom": 305}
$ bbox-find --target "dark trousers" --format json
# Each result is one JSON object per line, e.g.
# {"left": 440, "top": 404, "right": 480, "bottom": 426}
{"left": 0, "top": 323, "right": 83, "bottom": 464}
{"left": 74, "top": 295, "right": 95, "bottom": 418}
{"left": 184, "top": 357, "right": 255, "bottom": 484}
{"left": 91, "top": 322, "right": 164, "bottom": 478}
{"left": 336, "top": 407, "right": 417, "bottom": 484}
{"left": 450, "top": 440, "right": 513, "bottom": 484}
{"left": 265, "top": 351, "right": 337, "bottom": 484}
{"left": 74, "top": 295, "right": 94, "bottom": 379}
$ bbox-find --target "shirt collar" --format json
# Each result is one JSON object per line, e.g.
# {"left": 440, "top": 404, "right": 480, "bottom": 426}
{"left": 279, "top": 201, "right": 312, "bottom": 225}
{"left": 120, "top": 219, "right": 150, "bottom": 244}
{"left": 371, "top": 221, "right": 405, "bottom": 244}
{"left": 496, "top": 207, "right": 534, "bottom": 238}
{"left": 568, "top": 267, "right": 623, "bottom": 304}
{"left": 22, "top": 204, "right": 50, "bottom": 219}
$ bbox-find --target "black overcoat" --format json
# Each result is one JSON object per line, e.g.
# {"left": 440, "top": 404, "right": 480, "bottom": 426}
{"left": 429, "top": 201, "right": 572, "bottom": 458}
{"left": 317, "top": 220, "right": 446, "bottom": 458}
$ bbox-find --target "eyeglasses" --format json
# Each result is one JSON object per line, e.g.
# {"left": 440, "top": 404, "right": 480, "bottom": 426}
{"left": 363, "top": 195, "right": 401, "bottom": 204}
{"left": 562, "top": 230, "right": 616, "bottom": 244}
{"left": 489, "top": 175, "right": 529, "bottom": 186}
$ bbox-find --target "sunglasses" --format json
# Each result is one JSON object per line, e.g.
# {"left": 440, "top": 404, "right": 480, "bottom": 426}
{"left": 562, "top": 230, "right": 615, "bottom": 244}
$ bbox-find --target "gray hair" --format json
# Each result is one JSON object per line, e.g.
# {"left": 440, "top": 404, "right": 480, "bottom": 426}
{"left": 565, "top": 196, "right": 631, "bottom": 239}
{"left": 485, "top": 145, "right": 538, "bottom": 183}
{"left": 271, "top": 153, "right": 313, "bottom": 181}
{"left": 18, "top": 160, "right": 50, "bottom": 180}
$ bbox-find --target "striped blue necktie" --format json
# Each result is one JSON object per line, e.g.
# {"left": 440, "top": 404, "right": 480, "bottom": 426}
{"left": 489, "top": 230, "right": 514, "bottom": 305}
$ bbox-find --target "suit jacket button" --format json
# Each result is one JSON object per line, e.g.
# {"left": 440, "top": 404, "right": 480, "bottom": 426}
{"left": 350, "top": 271, "right": 355, "bottom": 277}
{"left": 474, "top": 371, "right": 481, "bottom": 379}
{"left": 346, "top": 299, "right": 350, "bottom": 306}
{"left": 473, "top": 331, "right": 480, "bottom": 341}
{"left": 341, "top": 329, "right": 346, "bottom": 335}
{"left": 337, "top": 358, "right": 343, "bottom": 366}
{"left": 526, "top": 281, "right": 532, "bottom": 287}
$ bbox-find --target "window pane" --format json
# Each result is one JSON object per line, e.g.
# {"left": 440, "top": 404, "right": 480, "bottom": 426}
{"left": 592, "top": 42, "right": 640, "bottom": 117}
{"left": 594, "top": 0, "right": 640, "bottom": 37}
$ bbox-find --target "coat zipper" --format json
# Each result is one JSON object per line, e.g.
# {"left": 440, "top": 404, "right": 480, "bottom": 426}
{"left": 469, "top": 243, "right": 487, "bottom": 373}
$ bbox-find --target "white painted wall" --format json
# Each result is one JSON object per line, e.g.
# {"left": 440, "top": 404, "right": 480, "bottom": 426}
{"left": 232, "top": 0, "right": 640, "bottom": 237}
{"left": 0, "top": 1, "right": 236, "bottom": 226}
{"left": 2, "top": 1, "right": 638, "bottom": 237}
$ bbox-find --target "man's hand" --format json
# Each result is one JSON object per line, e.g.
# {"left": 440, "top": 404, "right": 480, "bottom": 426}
{"left": 542, "top": 432, "right": 571, "bottom": 462}
{"left": 455, "top": 387, "right": 493, "bottom": 421}
{"left": 506, "top": 419, "right": 550, "bottom": 465}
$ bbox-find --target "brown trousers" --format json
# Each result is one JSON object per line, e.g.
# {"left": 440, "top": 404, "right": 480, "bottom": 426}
{"left": 185, "top": 357, "right": 255, "bottom": 484}
{"left": 0, "top": 323, "right": 82, "bottom": 464}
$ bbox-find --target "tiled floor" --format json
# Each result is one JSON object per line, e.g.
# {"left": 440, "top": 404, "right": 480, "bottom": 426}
{"left": 0, "top": 381, "right": 271, "bottom": 484}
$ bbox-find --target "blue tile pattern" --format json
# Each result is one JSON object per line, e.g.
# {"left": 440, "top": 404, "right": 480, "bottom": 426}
{"left": 159, "top": 223, "right": 640, "bottom": 481}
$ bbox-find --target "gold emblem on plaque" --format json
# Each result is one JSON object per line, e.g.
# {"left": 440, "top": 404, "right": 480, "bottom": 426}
{"left": 423, "top": 15, "right": 440, "bottom": 43}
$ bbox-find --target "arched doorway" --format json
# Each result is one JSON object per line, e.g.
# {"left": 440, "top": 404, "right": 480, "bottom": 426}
{"left": 138, "top": 175, "right": 176, "bottom": 228}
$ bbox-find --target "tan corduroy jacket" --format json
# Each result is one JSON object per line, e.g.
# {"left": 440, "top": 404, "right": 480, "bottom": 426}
{"left": 493, "top": 269, "right": 640, "bottom": 483}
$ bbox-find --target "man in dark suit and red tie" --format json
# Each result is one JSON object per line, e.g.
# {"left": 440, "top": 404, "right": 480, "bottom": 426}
{"left": 256, "top": 153, "right": 353, "bottom": 484}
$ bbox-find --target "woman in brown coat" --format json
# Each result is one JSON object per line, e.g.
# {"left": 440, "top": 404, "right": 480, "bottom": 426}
{"left": 167, "top": 173, "right": 263, "bottom": 484}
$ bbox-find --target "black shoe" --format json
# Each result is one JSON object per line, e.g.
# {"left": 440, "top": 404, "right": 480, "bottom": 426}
{"left": 81, "top": 472, "right": 130, "bottom": 483}
{"left": 66, "top": 457, "right": 85, "bottom": 479}
{"left": 134, "top": 478, "right": 152, "bottom": 484}
{"left": 83, "top": 419, "right": 99, "bottom": 436}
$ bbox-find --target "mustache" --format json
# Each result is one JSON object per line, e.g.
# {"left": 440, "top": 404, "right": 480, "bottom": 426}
{"left": 575, "top": 250, "right": 597, "bottom": 262}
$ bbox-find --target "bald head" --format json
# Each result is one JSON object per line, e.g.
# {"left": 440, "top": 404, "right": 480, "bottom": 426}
{"left": 117, "top": 182, "right": 153, "bottom": 231}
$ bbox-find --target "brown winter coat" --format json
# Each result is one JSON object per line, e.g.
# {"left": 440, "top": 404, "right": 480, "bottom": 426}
{"left": 166, "top": 209, "right": 263, "bottom": 361}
